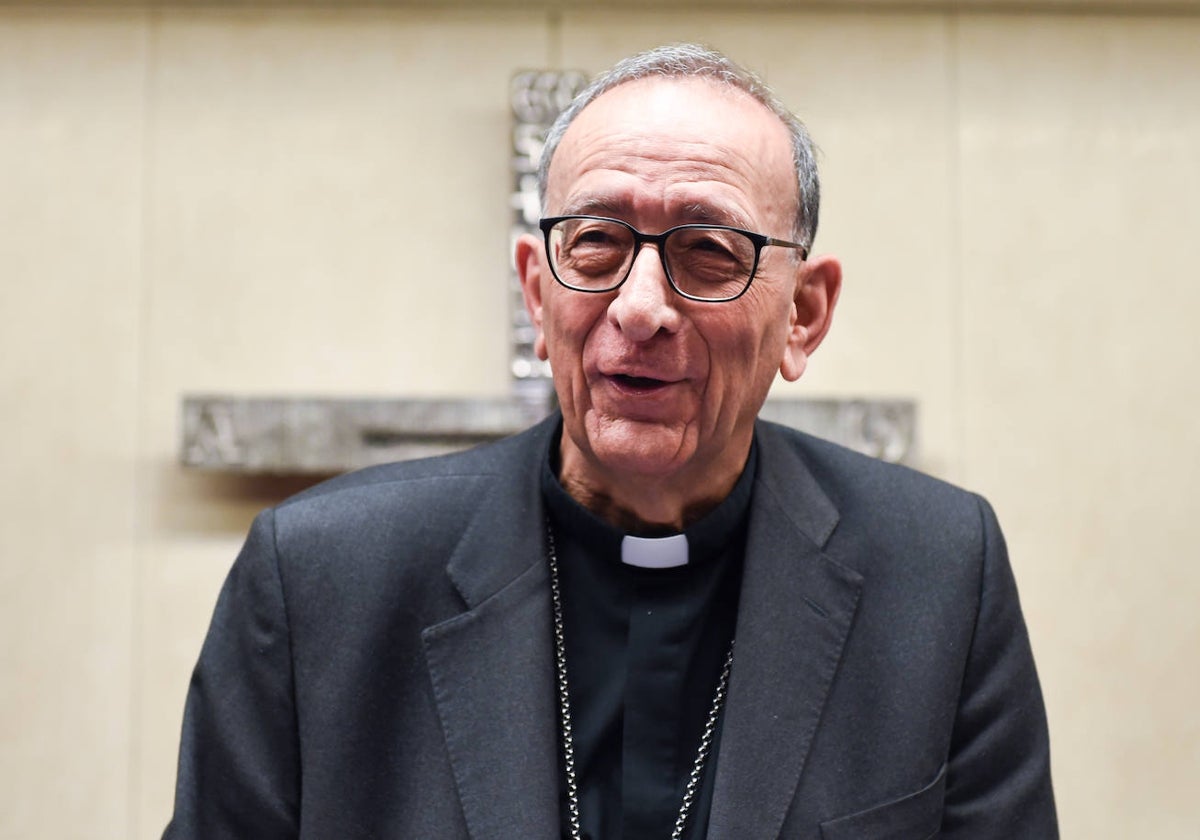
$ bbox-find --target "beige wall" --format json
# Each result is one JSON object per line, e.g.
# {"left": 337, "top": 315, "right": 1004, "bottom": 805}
{"left": 2, "top": 3, "right": 1197, "bottom": 838}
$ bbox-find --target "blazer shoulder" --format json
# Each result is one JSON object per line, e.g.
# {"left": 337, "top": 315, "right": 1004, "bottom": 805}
{"left": 238, "top": 416, "right": 554, "bottom": 617}
{"left": 757, "top": 419, "right": 983, "bottom": 517}
{"left": 261, "top": 416, "right": 554, "bottom": 558}
{"left": 275, "top": 416, "right": 554, "bottom": 510}
{"left": 754, "top": 420, "right": 996, "bottom": 575}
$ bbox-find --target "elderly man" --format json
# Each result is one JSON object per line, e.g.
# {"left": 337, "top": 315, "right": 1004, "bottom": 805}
{"left": 164, "top": 44, "right": 1056, "bottom": 840}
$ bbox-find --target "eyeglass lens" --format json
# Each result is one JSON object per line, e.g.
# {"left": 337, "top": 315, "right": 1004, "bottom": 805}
{"left": 548, "top": 218, "right": 756, "bottom": 300}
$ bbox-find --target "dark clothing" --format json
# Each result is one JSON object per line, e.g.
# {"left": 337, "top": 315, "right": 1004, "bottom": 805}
{"left": 542, "top": 439, "right": 755, "bottom": 839}
{"left": 163, "top": 414, "right": 1058, "bottom": 839}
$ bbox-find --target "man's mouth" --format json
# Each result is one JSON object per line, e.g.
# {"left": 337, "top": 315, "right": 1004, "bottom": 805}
{"left": 611, "top": 373, "right": 670, "bottom": 391}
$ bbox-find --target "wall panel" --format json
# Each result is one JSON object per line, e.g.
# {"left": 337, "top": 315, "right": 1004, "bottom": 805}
{"left": 132, "top": 6, "right": 548, "bottom": 835}
{"left": 957, "top": 13, "right": 1200, "bottom": 838}
{"left": 0, "top": 9, "right": 146, "bottom": 839}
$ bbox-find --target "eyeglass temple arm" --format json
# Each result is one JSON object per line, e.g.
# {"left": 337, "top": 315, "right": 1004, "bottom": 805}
{"left": 762, "top": 236, "right": 808, "bottom": 260}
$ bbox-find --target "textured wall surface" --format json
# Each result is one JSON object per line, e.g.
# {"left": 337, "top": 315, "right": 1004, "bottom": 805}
{"left": 2, "top": 4, "right": 1197, "bottom": 838}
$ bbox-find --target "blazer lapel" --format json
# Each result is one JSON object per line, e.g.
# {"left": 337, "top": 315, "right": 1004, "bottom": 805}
{"left": 708, "top": 424, "right": 864, "bottom": 839}
{"left": 420, "top": 425, "right": 562, "bottom": 840}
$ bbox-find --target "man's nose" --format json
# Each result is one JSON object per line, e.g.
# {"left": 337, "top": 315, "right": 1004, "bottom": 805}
{"left": 607, "top": 244, "right": 683, "bottom": 342}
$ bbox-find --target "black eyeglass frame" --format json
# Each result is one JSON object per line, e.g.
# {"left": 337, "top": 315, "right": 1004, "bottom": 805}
{"left": 538, "top": 214, "right": 808, "bottom": 303}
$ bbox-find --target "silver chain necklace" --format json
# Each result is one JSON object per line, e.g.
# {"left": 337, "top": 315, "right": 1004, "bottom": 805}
{"left": 545, "top": 520, "right": 735, "bottom": 840}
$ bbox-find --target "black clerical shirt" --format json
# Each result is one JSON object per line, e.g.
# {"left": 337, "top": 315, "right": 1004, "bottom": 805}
{"left": 541, "top": 439, "right": 756, "bottom": 840}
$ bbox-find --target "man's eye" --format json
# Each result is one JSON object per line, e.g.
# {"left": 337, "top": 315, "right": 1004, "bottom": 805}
{"left": 690, "top": 236, "right": 736, "bottom": 257}
{"left": 569, "top": 227, "right": 620, "bottom": 248}
{"left": 678, "top": 233, "right": 741, "bottom": 264}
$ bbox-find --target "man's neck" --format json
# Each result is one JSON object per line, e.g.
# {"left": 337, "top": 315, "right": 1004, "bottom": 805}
{"left": 557, "top": 443, "right": 748, "bottom": 534}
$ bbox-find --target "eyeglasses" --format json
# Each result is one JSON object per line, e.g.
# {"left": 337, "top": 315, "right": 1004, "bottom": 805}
{"left": 539, "top": 215, "right": 808, "bottom": 303}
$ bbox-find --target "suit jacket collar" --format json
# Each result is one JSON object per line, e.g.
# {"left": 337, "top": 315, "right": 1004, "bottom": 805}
{"left": 421, "top": 416, "right": 863, "bottom": 839}
{"left": 421, "top": 417, "right": 561, "bottom": 839}
{"left": 707, "top": 420, "right": 863, "bottom": 838}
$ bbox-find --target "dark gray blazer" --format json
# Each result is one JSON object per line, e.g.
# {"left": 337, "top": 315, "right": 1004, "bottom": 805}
{"left": 164, "top": 415, "right": 1056, "bottom": 839}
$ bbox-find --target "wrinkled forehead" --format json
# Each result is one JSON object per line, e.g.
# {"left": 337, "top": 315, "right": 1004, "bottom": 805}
{"left": 546, "top": 77, "right": 798, "bottom": 229}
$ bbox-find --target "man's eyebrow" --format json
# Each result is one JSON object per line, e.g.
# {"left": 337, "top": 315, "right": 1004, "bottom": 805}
{"left": 560, "top": 194, "right": 631, "bottom": 217}
{"left": 558, "top": 196, "right": 753, "bottom": 229}
{"left": 677, "top": 202, "right": 750, "bottom": 228}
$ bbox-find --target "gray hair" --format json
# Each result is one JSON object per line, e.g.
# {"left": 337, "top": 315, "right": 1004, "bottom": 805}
{"left": 537, "top": 43, "right": 821, "bottom": 248}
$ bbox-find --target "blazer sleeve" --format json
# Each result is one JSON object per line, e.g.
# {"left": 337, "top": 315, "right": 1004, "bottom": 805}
{"left": 162, "top": 508, "right": 301, "bottom": 840}
{"left": 942, "top": 496, "right": 1058, "bottom": 838}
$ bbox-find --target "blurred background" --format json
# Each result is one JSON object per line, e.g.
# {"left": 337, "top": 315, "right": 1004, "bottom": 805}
{"left": 2, "top": 1, "right": 1198, "bottom": 837}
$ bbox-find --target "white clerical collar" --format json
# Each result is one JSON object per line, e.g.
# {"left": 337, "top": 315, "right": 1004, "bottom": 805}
{"left": 620, "top": 533, "right": 689, "bottom": 569}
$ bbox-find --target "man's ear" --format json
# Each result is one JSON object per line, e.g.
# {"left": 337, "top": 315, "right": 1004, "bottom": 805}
{"left": 515, "top": 232, "right": 549, "bottom": 361}
{"left": 780, "top": 254, "right": 842, "bottom": 382}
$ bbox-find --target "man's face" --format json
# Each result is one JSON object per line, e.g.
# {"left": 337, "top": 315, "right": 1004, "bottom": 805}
{"left": 518, "top": 77, "right": 834, "bottom": 516}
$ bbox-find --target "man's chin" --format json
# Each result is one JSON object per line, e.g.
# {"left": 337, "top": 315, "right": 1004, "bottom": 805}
{"left": 578, "top": 415, "right": 696, "bottom": 480}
